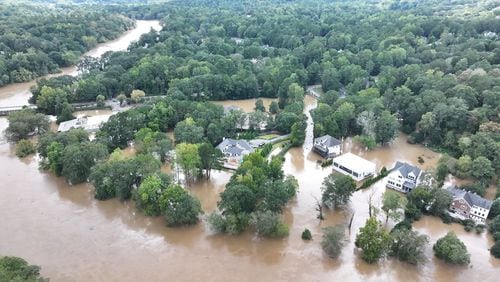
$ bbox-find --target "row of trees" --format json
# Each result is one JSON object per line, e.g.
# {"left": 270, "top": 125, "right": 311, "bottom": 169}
{"left": 0, "top": 4, "right": 134, "bottom": 86}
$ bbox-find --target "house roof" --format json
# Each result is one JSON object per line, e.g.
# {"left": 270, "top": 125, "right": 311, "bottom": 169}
{"left": 223, "top": 105, "right": 243, "bottom": 114}
{"left": 314, "top": 135, "right": 341, "bottom": 147}
{"left": 447, "top": 186, "right": 493, "bottom": 210}
{"left": 57, "top": 116, "right": 109, "bottom": 132}
{"left": 392, "top": 161, "right": 421, "bottom": 178}
{"left": 332, "top": 152, "right": 376, "bottom": 171}
{"left": 216, "top": 138, "right": 254, "bottom": 156}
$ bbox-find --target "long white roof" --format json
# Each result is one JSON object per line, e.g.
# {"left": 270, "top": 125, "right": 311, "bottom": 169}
{"left": 333, "top": 152, "right": 376, "bottom": 170}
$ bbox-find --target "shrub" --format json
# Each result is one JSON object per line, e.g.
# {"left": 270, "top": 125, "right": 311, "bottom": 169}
{"left": 489, "top": 198, "right": 500, "bottom": 219}
{"left": 417, "top": 156, "right": 424, "bottom": 164}
{"left": 433, "top": 232, "right": 470, "bottom": 265}
{"left": 494, "top": 232, "right": 500, "bottom": 242}
{"left": 358, "top": 167, "right": 389, "bottom": 190}
{"left": 391, "top": 219, "right": 413, "bottom": 232}
{"left": 491, "top": 241, "right": 500, "bottom": 258}
{"left": 259, "top": 143, "right": 273, "bottom": 157}
{"left": 321, "top": 225, "right": 346, "bottom": 259}
{"left": 490, "top": 215, "right": 500, "bottom": 234}
{"left": 460, "top": 182, "right": 487, "bottom": 197}
{"left": 302, "top": 228, "right": 312, "bottom": 240}
{"left": 207, "top": 212, "right": 227, "bottom": 233}
{"left": 390, "top": 228, "right": 429, "bottom": 265}
{"left": 251, "top": 210, "right": 289, "bottom": 238}
{"left": 475, "top": 224, "right": 486, "bottom": 234}
{"left": 462, "top": 219, "right": 475, "bottom": 232}
{"left": 15, "top": 139, "right": 36, "bottom": 157}
{"left": 321, "top": 159, "right": 333, "bottom": 167}
{"left": 224, "top": 213, "right": 250, "bottom": 235}
{"left": 404, "top": 203, "right": 422, "bottom": 222}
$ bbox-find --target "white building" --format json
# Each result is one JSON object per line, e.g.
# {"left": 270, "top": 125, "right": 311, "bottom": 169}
{"left": 386, "top": 161, "right": 422, "bottom": 193}
{"left": 57, "top": 116, "right": 109, "bottom": 133}
{"left": 447, "top": 186, "right": 493, "bottom": 224}
{"left": 216, "top": 138, "right": 254, "bottom": 169}
{"left": 332, "top": 152, "right": 376, "bottom": 181}
{"left": 313, "top": 135, "right": 342, "bottom": 158}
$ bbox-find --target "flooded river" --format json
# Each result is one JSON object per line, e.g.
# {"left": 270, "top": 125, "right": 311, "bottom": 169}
{"left": 1, "top": 28, "right": 499, "bottom": 281}
{"left": 0, "top": 20, "right": 162, "bottom": 108}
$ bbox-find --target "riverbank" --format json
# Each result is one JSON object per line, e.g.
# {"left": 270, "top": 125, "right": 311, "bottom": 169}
{"left": 0, "top": 20, "right": 162, "bottom": 108}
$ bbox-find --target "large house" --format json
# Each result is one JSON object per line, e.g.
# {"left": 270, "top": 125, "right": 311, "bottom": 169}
{"left": 332, "top": 152, "right": 376, "bottom": 181}
{"left": 447, "top": 186, "right": 493, "bottom": 224}
{"left": 313, "top": 135, "right": 342, "bottom": 158}
{"left": 216, "top": 138, "right": 254, "bottom": 169}
{"left": 386, "top": 161, "right": 422, "bottom": 193}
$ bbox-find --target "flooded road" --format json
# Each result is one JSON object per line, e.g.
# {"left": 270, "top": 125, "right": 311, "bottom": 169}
{"left": 1, "top": 82, "right": 499, "bottom": 279}
{"left": 0, "top": 20, "right": 162, "bottom": 108}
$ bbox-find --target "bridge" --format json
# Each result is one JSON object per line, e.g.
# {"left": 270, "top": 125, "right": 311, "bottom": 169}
{"left": 0, "top": 105, "right": 37, "bottom": 116}
{"left": 0, "top": 102, "right": 112, "bottom": 116}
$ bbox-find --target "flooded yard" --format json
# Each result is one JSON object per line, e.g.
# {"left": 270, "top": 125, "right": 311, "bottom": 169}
{"left": 0, "top": 84, "right": 498, "bottom": 280}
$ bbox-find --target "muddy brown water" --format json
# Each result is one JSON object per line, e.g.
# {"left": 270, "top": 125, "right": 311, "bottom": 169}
{"left": 213, "top": 98, "right": 277, "bottom": 113}
{"left": 1, "top": 30, "right": 499, "bottom": 281}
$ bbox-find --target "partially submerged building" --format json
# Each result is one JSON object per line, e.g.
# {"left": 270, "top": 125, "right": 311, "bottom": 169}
{"left": 216, "top": 138, "right": 254, "bottom": 169}
{"left": 447, "top": 186, "right": 492, "bottom": 224}
{"left": 386, "top": 161, "right": 422, "bottom": 193}
{"left": 313, "top": 135, "right": 342, "bottom": 158}
{"left": 57, "top": 116, "right": 109, "bottom": 133}
{"left": 332, "top": 152, "right": 376, "bottom": 181}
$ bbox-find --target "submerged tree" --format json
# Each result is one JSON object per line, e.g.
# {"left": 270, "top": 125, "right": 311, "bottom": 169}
{"left": 321, "top": 225, "right": 346, "bottom": 259}
{"left": 433, "top": 232, "right": 470, "bottom": 265}
{"left": 390, "top": 228, "right": 429, "bottom": 264}
{"left": 321, "top": 173, "right": 356, "bottom": 209}
{"left": 355, "top": 217, "right": 391, "bottom": 263}
{"left": 160, "top": 184, "right": 203, "bottom": 226}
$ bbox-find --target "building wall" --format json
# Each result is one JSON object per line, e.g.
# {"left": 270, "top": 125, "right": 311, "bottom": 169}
{"left": 386, "top": 170, "right": 419, "bottom": 193}
{"left": 332, "top": 161, "right": 373, "bottom": 181}
{"left": 328, "top": 145, "right": 342, "bottom": 156}
{"left": 470, "top": 205, "right": 489, "bottom": 223}
{"left": 450, "top": 199, "right": 470, "bottom": 217}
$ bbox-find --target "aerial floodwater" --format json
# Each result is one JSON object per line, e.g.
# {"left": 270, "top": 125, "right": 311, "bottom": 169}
{"left": 0, "top": 21, "right": 499, "bottom": 282}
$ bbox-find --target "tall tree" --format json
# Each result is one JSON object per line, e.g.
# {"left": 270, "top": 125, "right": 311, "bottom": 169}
{"left": 321, "top": 173, "right": 356, "bottom": 209}
{"left": 175, "top": 143, "right": 201, "bottom": 185}
{"left": 355, "top": 217, "right": 391, "bottom": 263}
{"left": 375, "top": 110, "right": 399, "bottom": 145}
{"left": 198, "top": 142, "right": 222, "bottom": 178}
{"left": 382, "top": 190, "right": 407, "bottom": 224}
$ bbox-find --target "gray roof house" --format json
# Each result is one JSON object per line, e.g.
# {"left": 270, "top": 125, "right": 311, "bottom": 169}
{"left": 313, "top": 135, "right": 342, "bottom": 158}
{"left": 216, "top": 138, "right": 254, "bottom": 169}
{"left": 447, "top": 186, "right": 493, "bottom": 224}
{"left": 386, "top": 161, "right": 422, "bottom": 193}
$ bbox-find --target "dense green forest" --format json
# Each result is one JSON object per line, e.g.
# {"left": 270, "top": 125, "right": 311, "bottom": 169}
{"left": 0, "top": 4, "right": 133, "bottom": 86}
{"left": 30, "top": 0, "right": 499, "bottom": 185}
